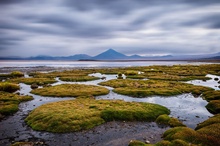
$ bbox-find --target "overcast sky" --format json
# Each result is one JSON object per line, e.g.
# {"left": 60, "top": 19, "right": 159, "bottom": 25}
{"left": 0, "top": 0, "right": 220, "bottom": 57}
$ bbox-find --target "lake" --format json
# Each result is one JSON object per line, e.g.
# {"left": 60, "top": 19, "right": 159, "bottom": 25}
{"left": 0, "top": 60, "right": 216, "bottom": 68}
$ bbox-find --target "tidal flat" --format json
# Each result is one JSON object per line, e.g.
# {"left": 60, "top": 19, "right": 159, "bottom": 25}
{"left": 0, "top": 64, "right": 220, "bottom": 146}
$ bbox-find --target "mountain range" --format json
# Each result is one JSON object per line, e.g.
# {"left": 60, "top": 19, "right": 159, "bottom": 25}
{"left": 0, "top": 49, "right": 220, "bottom": 61}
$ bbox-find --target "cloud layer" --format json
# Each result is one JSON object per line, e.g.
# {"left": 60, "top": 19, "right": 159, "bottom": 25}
{"left": 0, "top": 0, "right": 220, "bottom": 57}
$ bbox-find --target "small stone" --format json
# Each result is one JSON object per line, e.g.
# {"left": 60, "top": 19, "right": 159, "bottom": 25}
{"left": 145, "top": 140, "right": 150, "bottom": 144}
{"left": 196, "top": 116, "right": 200, "bottom": 118}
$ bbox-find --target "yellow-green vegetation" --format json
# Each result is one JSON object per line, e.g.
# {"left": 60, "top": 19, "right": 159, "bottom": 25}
{"left": 11, "top": 142, "right": 34, "bottom": 146}
{"left": 8, "top": 77, "right": 57, "bottom": 86}
{"left": 29, "top": 69, "right": 92, "bottom": 78}
{"left": 0, "top": 82, "right": 20, "bottom": 93}
{"left": 195, "top": 114, "right": 220, "bottom": 130}
{"left": 99, "top": 79, "right": 212, "bottom": 97}
{"left": 156, "top": 114, "right": 186, "bottom": 127}
{"left": 0, "top": 91, "right": 33, "bottom": 119}
{"left": 25, "top": 98, "right": 170, "bottom": 132}
{"left": 0, "top": 71, "right": 24, "bottom": 80}
{"left": 59, "top": 76, "right": 99, "bottom": 82}
{"left": 128, "top": 140, "right": 148, "bottom": 146}
{"left": 202, "top": 90, "right": 220, "bottom": 101}
{"left": 158, "top": 114, "right": 220, "bottom": 146}
{"left": 206, "top": 100, "right": 220, "bottom": 114}
{"left": 31, "top": 84, "right": 109, "bottom": 97}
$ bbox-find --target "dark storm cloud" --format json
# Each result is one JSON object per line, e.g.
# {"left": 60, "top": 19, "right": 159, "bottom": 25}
{"left": 0, "top": 0, "right": 220, "bottom": 57}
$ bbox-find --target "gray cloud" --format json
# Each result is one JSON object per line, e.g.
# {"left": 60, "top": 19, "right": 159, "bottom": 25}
{"left": 0, "top": 0, "right": 220, "bottom": 57}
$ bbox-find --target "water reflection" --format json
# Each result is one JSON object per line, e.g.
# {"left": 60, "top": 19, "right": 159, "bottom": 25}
{"left": 186, "top": 74, "right": 220, "bottom": 90}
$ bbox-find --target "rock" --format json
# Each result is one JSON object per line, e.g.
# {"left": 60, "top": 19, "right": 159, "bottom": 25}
{"left": 101, "top": 77, "right": 106, "bottom": 80}
{"left": 145, "top": 140, "right": 150, "bottom": 144}
{"left": 31, "top": 83, "right": 38, "bottom": 89}
{"left": 214, "top": 78, "right": 219, "bottom": 81}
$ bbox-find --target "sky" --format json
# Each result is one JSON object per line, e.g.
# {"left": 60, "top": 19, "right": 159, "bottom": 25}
{"left": 0, "top": 0, "right": 220, "bottom": 57}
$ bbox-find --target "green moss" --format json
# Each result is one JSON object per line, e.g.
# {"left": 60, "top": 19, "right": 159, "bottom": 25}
{"left": 10, "top": 71, "right": 24, "bottom": 77}
{"left": 0, "top": 71, "right": 24, "bottom": 80}
{"left": 11, "top": 142, "right": 34, "bottom": 146}
{"left": 31, "top": 84, "right": 109, "bottom": 97}
{"left": 128, "top": 140, "right": 147, "bottom": 146}
{"left": 0, "top": 82, "right": 20, "bottom": 93}
{"left": 168, "top": 118, "right": 186, "bottom": 127}
{"left": 0, "top": 91, "right": 33, "bottom": 119}
{"left": 25, "top": 98, "right": 170, "bottom": 133}
{"left": 206, "top": 100, "right": 220, "bottom": 114}
{"left": 126, "top": 75, "right": 145, "bottom": 79}
{"left": 202, "top": 90, "right": 220, "bottom": 101}
{"left": 156, "top": 114, "right": 171, "bottom": 125}
{"left": 161, "top": 115, "right": 220, "bottom": 146}
{"left": 99, "top": 79, "right": 212, "bottom": 97}
{"left": 155, "top": 140, "right": 171, "bottom": 146}
{"left": 60, "top": 76, "right": 99, "bottom": 82}
{"left": 8, "top": 77, "right": 57, "bottom": 86}
{"left": 125, "top": 70, "right": 139, "bottom": 76}
{"left": 195, "top": 114, "right": 220, "bottom": 130}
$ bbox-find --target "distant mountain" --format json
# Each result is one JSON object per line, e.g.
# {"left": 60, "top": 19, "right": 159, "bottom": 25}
{"left": 58, "top": 54, "right": 91, "bottom": 60}
{"left": 1, "top": 49, "right": 220, "bottom": 61}
{"left": 92, "top": 49, "right": 128, "bottom": 60}
{"left": 203, "top": 56, "right": 220, "bottom": 60}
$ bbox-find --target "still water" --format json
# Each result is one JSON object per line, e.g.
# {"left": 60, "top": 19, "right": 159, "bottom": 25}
{"left": 0, "top": 60, "right": 215, "bottom": 68}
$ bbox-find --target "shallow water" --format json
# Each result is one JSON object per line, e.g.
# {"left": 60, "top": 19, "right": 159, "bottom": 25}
{"left": 186, "top": 74, "right": 220, "bottom": 90}
{"left": 0, "top": 72, "right": 219, "bottom": 146}
{"left": 0, "top": 60, "right": 210, "bottom": 68}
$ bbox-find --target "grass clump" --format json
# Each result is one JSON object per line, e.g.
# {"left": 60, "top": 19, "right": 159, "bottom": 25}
{"left": 0, "top": 91, "right": 33, "bottom": 119}
{"left": 8, "top": 77, "right": 57, "bottom": 86}
{"left": 206, "top": 100, "right": 220, "bottom": 114}
{"left": 0, "top": 71, "right": 24, "bottom": 80}
{"left": 31, "top": 84, "right": 109, "bottom": 97}
{"left": 195, "top": 114, "right": 220, "bottom": 130}
{"left": 99, "top": 79, "right": 212, "bottom": 97}
{"left": 156, "top": 114, "right": 186, "bottom": 127}
{"left": 202, "top": 90, "right": 220, "bottom": 101}
{"left": 60, "top": 76, "right": 99, "bottom": 82}
{"left": 11, "top": 142, "right": 34, "bottom": 146}
{"left": 0, "top": 82, "right": 20, "bottom": 93}
{"left": 128, "top": 140, "right": 147, "bottom": 146}
{"left": 155, "top": 114, "right": 170, "bottom": 125}
{"left": 10, "top": 71, "right": 24, "bottom": 77}
{"left": 25, "top": 98, "right": 170, "bottom": 132}
{"left": 158, "top": 114, "right": 220, "bottom": 146}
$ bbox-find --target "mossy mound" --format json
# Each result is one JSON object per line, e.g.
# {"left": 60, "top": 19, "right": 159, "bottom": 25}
{"left": 0, "top": 91, "right": 33, "bottom": 119}
{"left": 206, "top": 100, "right": 220, "bottom": 114}
{"left": 99, "top": 79, "right": 212, "bottom": 97}
{"left": 202, "top": 90, "right": 220, "bottom": 101}
{"left": 0, "top": 71, "right": 24, "bottom": 80}
{"left": 0, "top": 82, "right": 20, "bottom": 93}
{"left": 8, "top": 77, "right": 57, "bottom": 86}
{"left": 128, "top": 140, "right": 148, "bottom": 146}
{"left": 11, "top": 142, "right": 34, "bottom": 146}
{"left": 59, "top": 76, "right": 99, "bottom": 82}
{"left": 31, "top": 84, "right": 109, "bottom": 97}
{"left": 25, "top": 98, "right": 170, "bottom": 133}
{"left": 161, "top": 117, "right": 220, "bottom": 146}
{"left": 156, "top": 114, "right": 186, "bottom": 127}
{"left": 195, "top": 114, "right": 220, "bottom": 130}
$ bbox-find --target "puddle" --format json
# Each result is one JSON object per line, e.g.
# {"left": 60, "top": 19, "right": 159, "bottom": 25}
{"left": 0, "top": 73, "right": 216, "bottom": 146}
{"left": 186, "top": 74, "right": 220, "bottom": 90}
